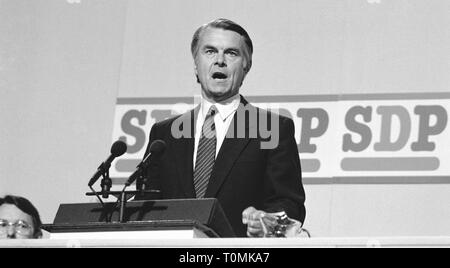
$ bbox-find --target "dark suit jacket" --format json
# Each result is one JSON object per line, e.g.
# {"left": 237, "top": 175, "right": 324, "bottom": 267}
{"left": 138, "top": 96, "right": 306, "bottom": 237}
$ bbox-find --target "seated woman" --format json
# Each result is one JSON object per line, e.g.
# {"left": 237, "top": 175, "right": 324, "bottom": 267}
{"left": 0, "top": 195, "right": 42, "bottom": 239}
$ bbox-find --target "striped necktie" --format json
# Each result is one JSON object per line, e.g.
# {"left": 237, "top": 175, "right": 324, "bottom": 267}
{"left": 194, "top": 106, "right": 217, "bottom": 198}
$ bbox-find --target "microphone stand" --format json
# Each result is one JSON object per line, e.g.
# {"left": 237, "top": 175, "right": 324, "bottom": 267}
{"left": 119, "top": 186, "right": 128, "bottom": 223}
{"left": 118, "top": 169, "right": 144, "bottom": 223}
{"left": 100, "top": 168, "right": 112, "bottom": 199}
{"left": 86, "top": 178, "right": 160, "bottom": 223}
{"left": 88, "top": 167, "right": 113, "bottom": 222}
{"left": 114, "top": 171, "right": 161, "bottom": 223}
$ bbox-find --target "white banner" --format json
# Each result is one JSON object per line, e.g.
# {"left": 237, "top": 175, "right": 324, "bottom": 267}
{"left": 111, "top": 93, "right": 450, "bottom": 184}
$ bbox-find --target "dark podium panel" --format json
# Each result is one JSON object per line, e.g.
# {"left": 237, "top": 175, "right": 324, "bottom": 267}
{"left": 50, "top": 198, "right": 235, "bottom": 238}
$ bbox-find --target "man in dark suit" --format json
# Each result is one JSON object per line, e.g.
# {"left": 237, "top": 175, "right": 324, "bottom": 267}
{"left": 139, "top": 18, "right": 306, "bottom": 237}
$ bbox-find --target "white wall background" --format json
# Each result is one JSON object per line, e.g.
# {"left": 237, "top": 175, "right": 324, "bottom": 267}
{"left": 118, "top": 0, "right": 450, "bottom": 97}
{"left": 1, "top": 0, "right": 449, "bottom": 237}
{"left": 0, "top": 0, "right": 127, "bottom": 221}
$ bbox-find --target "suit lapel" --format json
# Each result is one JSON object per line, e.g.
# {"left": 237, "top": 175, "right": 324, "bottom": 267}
{"left": 205, "top": 97, "right": 255, "bottom": 198}
{"left": 171, "top": 107, "right": 199, "bottom": 198}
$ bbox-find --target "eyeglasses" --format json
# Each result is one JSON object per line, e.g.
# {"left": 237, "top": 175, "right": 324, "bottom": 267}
{"left": 0, "top": 219, "right": 33, "bottom": 237}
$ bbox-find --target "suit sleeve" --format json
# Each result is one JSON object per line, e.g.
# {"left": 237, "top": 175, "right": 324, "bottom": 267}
{"left": 262, "top": 116, "right": 306, "bottom": 224}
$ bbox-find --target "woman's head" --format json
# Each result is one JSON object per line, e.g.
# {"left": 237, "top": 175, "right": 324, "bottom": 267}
{"left": 0, "top": 195, "right": 42, "bottom": 239}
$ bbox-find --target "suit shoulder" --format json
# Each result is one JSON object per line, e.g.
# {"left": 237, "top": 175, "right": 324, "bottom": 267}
{"left": 152, "top": 115, "right": 179, "bottom": 129}
{"left": 252, "top": 105, "right": 294, "bottom": 125}
{"left": 151, "top": 110, "right": 193, "bottom": 130}
{"left": 241, "top": 96, "right": 291, "bottom": 121}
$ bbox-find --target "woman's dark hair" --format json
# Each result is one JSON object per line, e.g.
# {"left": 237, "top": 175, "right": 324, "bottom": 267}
{"left": 0, "top": 195, "right": 42, "bottom": 238}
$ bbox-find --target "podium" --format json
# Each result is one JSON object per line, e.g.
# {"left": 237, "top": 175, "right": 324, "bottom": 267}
{"left": 42, "top": 198, "right": 235, "bottom": 239}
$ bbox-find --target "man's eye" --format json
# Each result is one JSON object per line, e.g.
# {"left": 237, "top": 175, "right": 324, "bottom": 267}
{"left": 226, "top": 51, "right": 238, "bottom": 57}
{"left": 205, "top": 49, "right": 215, "bottom": 55}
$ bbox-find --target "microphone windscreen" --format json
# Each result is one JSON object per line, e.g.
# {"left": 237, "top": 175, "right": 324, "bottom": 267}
{"left": 149, "top": 140, "right": 166, "bottom": 154}
{"left": 110, "top": 140, "right": 127, "bottom": 157}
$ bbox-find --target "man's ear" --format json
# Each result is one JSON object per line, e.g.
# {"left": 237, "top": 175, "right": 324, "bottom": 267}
{"left": 244, "top": 60, "right": 252, "bottom": 74}
{"left": 194, "top": 64, "right": 200, "bottom": 84}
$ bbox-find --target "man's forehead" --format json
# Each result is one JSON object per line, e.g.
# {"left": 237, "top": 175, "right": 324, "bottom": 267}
{"left": 198, "top": 27, "right": 245, "bottom": 49}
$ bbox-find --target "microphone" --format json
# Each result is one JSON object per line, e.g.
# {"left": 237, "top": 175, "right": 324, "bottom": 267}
{"left": 88, "top": 140, "right": 127, "bottom": 187}
{"left": 125, "top": 140, "right": 166, "bottom": 187}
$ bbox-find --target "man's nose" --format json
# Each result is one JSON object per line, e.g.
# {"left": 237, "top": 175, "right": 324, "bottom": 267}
{"left": 215, "top": 52, "right": 226, "bottom": 66}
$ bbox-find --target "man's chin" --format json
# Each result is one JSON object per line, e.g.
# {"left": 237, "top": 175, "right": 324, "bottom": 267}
{"left": 204, "top": 89, "right": 235, "bottom": 102}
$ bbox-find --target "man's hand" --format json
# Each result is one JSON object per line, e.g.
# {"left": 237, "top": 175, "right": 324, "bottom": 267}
{"left": 242, "top": 206, "right": 267, "bottom": 237}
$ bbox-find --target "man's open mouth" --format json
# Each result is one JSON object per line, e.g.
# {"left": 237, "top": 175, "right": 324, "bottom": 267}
{"left": 212, "top": 72, "right": 228, "bottom": 80}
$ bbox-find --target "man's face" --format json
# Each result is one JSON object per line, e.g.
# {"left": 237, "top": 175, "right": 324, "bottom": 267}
{"left": 194, "top": 27, "right": 250, "bottom": 102}
{"left": 0, "top": 204, "right": 35, "bottom": 239}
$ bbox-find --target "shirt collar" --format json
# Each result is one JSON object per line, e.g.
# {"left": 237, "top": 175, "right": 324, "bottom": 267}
{"left": 200, "top": 94, "right": 241, "bottom": 122}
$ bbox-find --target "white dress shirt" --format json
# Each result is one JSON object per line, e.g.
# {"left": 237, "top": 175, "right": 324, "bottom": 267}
{"left": 193, "top": 94, "right": 241, "bottom": 170}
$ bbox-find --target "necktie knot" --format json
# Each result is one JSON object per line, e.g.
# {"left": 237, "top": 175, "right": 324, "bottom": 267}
{"left": 207, "top": 105, "right": 217, "bottom": 118}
